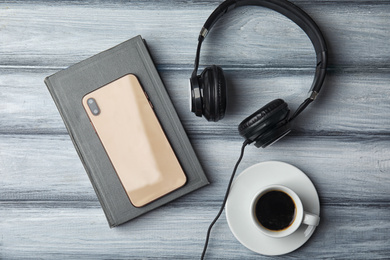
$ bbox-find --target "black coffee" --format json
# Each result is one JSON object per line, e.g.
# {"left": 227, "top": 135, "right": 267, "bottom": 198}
{"left": 255, "top": 190, "right": 296, "bottom": 231}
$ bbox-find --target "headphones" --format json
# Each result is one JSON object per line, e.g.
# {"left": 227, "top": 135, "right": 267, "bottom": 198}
{"left": 189, "top": 0, "right": 328, "bottom": 148}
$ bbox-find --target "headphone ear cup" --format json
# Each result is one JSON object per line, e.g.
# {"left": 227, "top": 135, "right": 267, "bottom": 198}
{"left": 200, "top": 65, "right": 227, "bottom": 122}
{"left": 190, "top": 73, "right": 203, "bottom": 117}
{"left": 238, "top": 99, "right": 291, "bottom": 148}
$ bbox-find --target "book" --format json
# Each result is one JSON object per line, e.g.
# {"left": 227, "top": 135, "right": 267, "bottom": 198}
{"left": 45, "top": 35, "right": 209, "bottom": 227}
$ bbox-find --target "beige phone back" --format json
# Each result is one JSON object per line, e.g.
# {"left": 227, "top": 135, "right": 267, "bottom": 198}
{"left": 82, "top": 74, "right": 187, "bottom": 207}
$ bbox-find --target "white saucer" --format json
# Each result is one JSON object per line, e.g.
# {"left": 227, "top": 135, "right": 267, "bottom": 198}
{"left": 225, "top": 161, "right": 320, "bottom": 256}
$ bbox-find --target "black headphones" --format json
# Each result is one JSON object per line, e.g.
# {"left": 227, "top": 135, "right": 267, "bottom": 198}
{"left": 190, "top": 0, "right": 328, "bottom": 148}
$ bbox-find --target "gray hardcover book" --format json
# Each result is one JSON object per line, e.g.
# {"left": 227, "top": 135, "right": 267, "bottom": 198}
{"left": 45, "top": 35, "right": 209, "bottom": 227}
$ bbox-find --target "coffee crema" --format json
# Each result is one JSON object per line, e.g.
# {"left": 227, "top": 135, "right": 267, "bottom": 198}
{"left": 255, "top": 190, "right": 296, "bottom": 231}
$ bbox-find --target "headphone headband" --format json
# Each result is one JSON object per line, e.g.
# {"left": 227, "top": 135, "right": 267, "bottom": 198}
{"left": 193, "top": 0, "right": 328, "bottom": 106}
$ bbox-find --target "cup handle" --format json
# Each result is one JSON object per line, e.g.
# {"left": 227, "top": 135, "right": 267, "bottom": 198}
{"left": 302, "top": 212, "right": 320, "bottom": 237}
{"left": 303, "top": 212, "right": 320, "bottom": 226}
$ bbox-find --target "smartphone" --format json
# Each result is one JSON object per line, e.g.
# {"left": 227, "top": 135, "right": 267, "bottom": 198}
{"left": 82, "top": 74, "right": 187, "bottom": 207}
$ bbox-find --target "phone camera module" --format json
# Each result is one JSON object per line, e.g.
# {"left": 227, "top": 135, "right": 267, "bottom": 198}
{"left": 87, "top": 98, "right": 100, "bottom": 116}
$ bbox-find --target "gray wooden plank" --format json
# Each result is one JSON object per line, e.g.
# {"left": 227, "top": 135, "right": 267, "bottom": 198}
{"left": 1, "top": 134, "right": 389, "bottom": 203}
{"left": 0, "top": 1, "right": 389, "bottom": 68}
{"left": 0, "top": 202, "right": 389, "bottom": 259}
{"left": 1, "top": 69, "right": 390, "bottom": 135}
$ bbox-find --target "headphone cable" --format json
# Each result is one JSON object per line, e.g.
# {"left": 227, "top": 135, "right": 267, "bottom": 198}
{"left": 201, "top": 139, "right": 250, "bottom": 260}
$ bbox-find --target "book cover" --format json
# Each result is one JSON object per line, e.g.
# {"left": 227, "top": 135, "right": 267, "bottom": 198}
{"left": 45, "top": 35, "right": 209, "bottom": 227}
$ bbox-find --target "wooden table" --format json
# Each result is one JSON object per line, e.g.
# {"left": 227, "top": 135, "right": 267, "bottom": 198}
{"left": 1, "top": 1, "right": 389, "bottom": 259}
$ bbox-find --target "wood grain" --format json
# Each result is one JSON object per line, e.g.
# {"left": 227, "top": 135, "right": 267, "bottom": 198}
{"left": 1, "top": 69, "right": 390, "bottom": 135}
{"left": 1, "top": 0, "right": 390, "bottom": 259}
{"left": 0, "top": 1, "right": 389, "bottom": 68}
{"left": 1, "top": 135, "right": 390, "bottom": 202}
{"left": 1, "top": 202, "right": 389, "bottom": 259}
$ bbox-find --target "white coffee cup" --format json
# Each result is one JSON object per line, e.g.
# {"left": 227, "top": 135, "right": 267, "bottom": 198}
{"left": 250, "top": 184, "right": 320, "bottom": 238}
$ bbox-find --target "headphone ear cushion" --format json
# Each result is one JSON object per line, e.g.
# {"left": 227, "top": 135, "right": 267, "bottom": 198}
{"left": 238, "top": 99, "right": 290, "bottom": 143}
{"left": 201, "top": 65, "right": 227, "bottom": 122}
